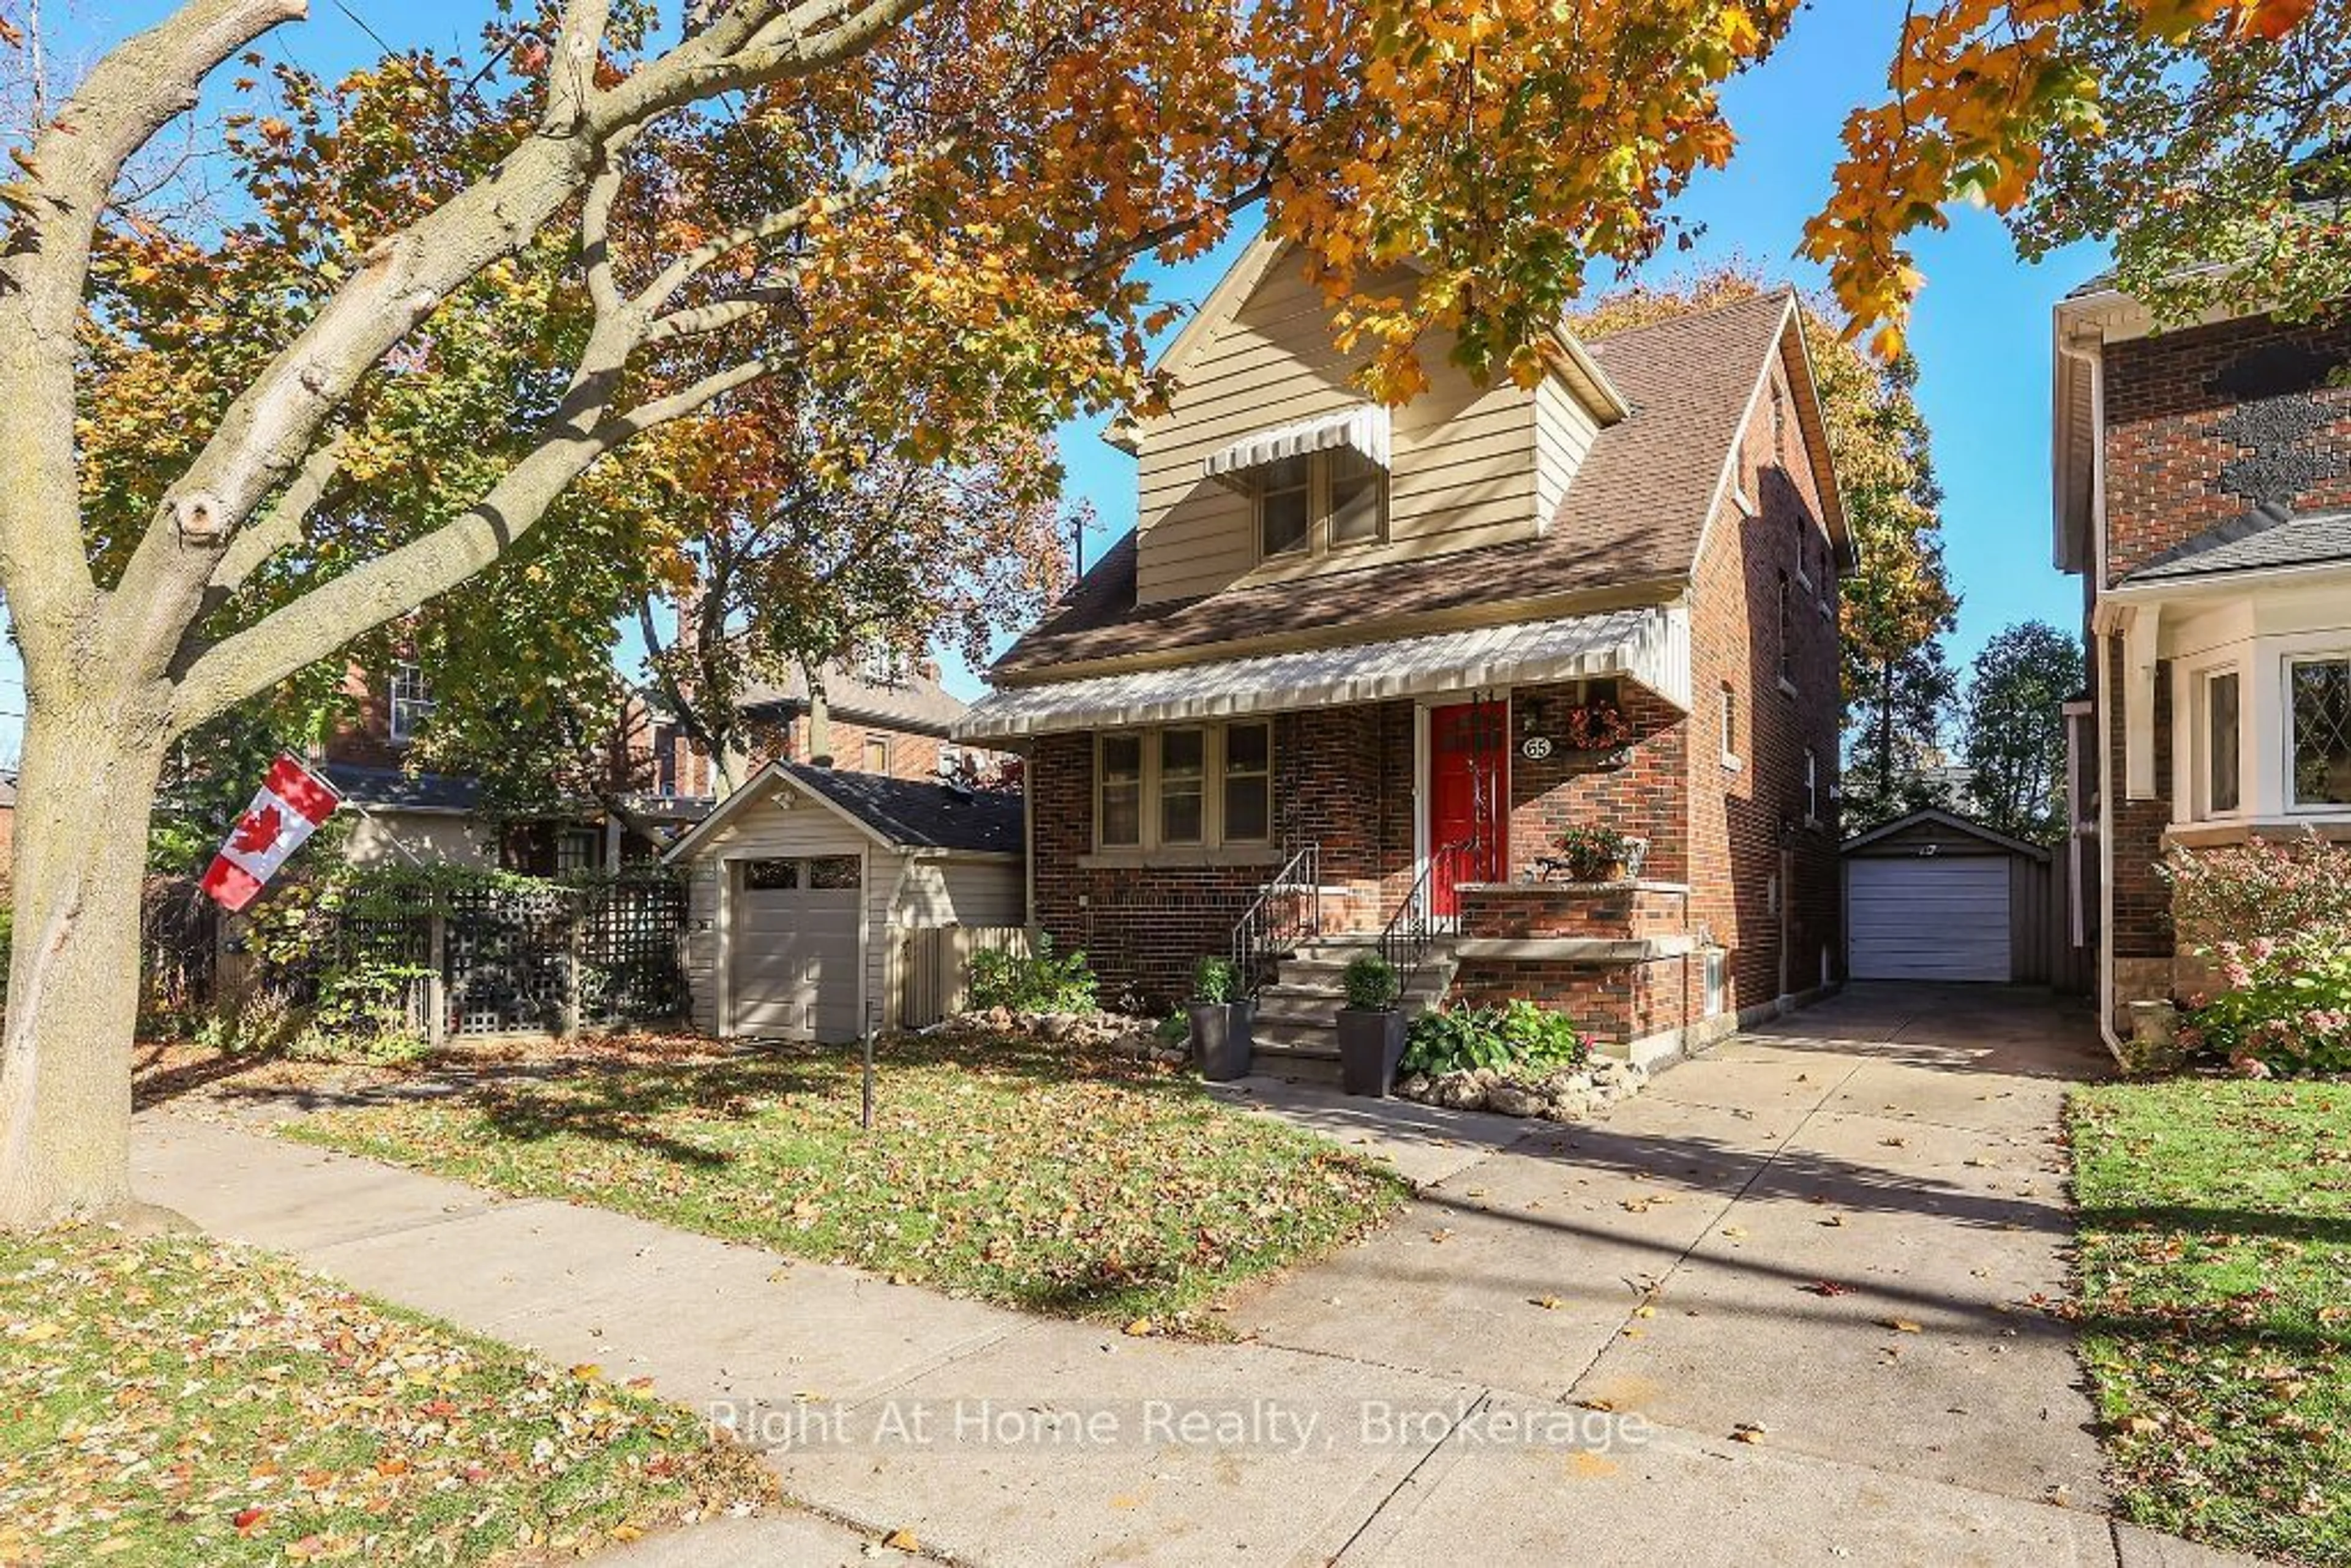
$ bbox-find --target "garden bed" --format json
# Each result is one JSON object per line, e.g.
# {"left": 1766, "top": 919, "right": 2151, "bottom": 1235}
{"left": 283, "top": 1030, "right": 1408, "bottom": 1332}
{"left": 0, "top": 1226, "right": 773, "bottom": 1566}
{"left": 2069, "top": 1078, "right": 2351, "bottom": 1565}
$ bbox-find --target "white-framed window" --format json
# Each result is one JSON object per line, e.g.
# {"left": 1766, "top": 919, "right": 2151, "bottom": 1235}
{"left": 1095, "top": 721, "right": 1276, "bottom": 852}
{"left": 1098, "top": 732, "right": 1145, "bottom": 847}
{"left": 388, "top": 661, "right": 433, "bottom": 745}
{"left": 2194, "top": 668, "right": 2243, "bottom": 819}
{"left": 1720, "top": 683, "right": 1741, "bottom": 771}
{"left": 862, "top": 735, "right": 891, "bottom": 775}
{"left": 2288, "top": 653, "right": 2351, "bottom": 811}
{"left": 1253, "top": 449, "right": 1387, "bottom": 561}
{"left": 1804, "top": 747, "right": 1820, "bottom": 825}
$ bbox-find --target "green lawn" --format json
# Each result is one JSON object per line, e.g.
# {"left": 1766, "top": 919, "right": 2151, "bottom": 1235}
{"left": 287, "top": 1032, "right": 1409, "bottom": 1330}
{"left": 0, "top": 1226, "right": 773, "bottom": 1566}
{"left": 2071, "top": 1079, "right": 2351, "bottom": 1565}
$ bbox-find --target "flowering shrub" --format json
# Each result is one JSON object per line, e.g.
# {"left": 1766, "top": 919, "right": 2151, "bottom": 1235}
{"left": 2181, "top": 926, "right": 2351, "bottom": 1077}
{"left": 2161, "top": 833, "right": 2351, "bottom": 949}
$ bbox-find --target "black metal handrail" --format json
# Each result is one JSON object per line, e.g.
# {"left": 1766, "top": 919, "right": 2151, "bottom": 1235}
{"left": 1231, "top": 841, "right": 1322, "bottom": 996}
{"left": 1379, "top": 839, "right": 1470, "bottom": 1000}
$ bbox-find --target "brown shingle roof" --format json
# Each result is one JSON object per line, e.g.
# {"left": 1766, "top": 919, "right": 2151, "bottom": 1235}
{"left": 738, "top": 658, "right": 968, "bottom": 735}
{"left": 992, "top": 290, "right": 1796, "bottom": 679}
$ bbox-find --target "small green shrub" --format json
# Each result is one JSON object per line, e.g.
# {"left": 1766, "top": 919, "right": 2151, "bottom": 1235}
{"left": 2181, "top": 925, "right": 2351, "bottom": 1076}
{"left": 287, "top": 958, "right": 432, "bottom": 1064}
{"left": 1191, "top": 955, "right": 1241, "bottom": 1004}
{"left": 1341, "top": 953, "right": 1400, "bottom": 1012}
{"left": 968, "top": 932, "right": 1098, "bottom": 1015}
{"left": 1154, "top": 1008, "right": 1189, "bottom": 1045}
{"left": 1402, "top": 1000, "right": 1588, "bottom": 1077}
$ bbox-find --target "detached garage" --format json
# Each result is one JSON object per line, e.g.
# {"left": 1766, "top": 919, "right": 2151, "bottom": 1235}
{"left": 1842, "top": 809, "right": 2062, "bottom": 985}
{"left": 667, "top": 762, "right": 1024, "bottom": 1041}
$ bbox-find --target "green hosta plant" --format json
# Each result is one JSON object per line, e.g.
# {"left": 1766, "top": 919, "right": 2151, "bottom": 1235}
{"left": 1341, "top": 953, "right": 1401, "bottom": 1012}
{"left": 2181, "top": 925, "right": 2351, "bottom": 1078}
{"left": 1403, "top": 1000, "right": 1588, "bottom": 1077}
{"left": 968, "top": 932, "right": 1099, "bottom": 1015}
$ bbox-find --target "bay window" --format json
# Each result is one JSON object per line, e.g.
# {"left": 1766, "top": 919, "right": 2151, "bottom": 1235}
{"left": 2290, "top": 654, "right": 2351, "bottom": 811}
{"left": 1094, "top": 721, "right": 1276, "bottom": 853}
{"left": 2202, "top": 670, "right": 2241, "bottom": 816}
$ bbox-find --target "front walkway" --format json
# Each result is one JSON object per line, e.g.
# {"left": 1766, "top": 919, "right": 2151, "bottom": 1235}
{"left": 132, "top": 986, "right": 2268, "bottom": 1566}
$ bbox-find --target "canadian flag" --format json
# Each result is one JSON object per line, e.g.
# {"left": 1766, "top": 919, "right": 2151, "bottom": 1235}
{"left": 198, "top": 754, "right": 342, "bottom": 912}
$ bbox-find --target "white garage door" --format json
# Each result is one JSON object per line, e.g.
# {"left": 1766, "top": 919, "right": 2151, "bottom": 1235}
{"left": 730, "top": 855, "right": 863, "bottom": 1041}
{"left": 1848, "top": 857, "right": 2012, "bottom": 982}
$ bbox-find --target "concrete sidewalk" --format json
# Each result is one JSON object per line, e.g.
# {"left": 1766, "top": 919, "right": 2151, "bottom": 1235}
{"left": 132, "top": 985, "right": 2272, "bottom": 1567}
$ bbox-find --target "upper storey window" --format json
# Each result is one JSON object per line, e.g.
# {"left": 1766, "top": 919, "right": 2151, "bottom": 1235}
{"left": 1254, "top": 449, "right": 1389, "bottom": 560}
{"left": 1204, "top": 407, "right": 1393, "bottom": 566}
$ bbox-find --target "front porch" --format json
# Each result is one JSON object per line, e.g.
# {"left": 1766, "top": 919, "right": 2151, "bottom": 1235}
{"left": 1011, "top": 673, "right": 1719, "bottom": 1066}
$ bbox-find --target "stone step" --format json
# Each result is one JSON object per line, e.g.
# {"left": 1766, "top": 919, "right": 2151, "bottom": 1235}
{"left": 1245, "top": 1042, "right": 1344, "bottom": 1086}
{"left": 1254, "top": 990, "right": 1444, "bottom": 1028}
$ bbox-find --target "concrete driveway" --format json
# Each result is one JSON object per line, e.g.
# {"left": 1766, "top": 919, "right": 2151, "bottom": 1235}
{"left": 135, "top": 984, "right": 2268, "bottom": 1566}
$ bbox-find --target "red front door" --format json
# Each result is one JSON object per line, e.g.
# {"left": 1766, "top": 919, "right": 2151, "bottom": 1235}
{"left": 1429, "top": 700, "right": 1508, "bottom": 920}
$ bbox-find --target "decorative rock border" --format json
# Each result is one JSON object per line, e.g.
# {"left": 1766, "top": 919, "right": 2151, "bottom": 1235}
{"left": 1393, "top": 1055, "right": 1648, "bottom": 1120}
{"left": 938, "top": 1007, "right": 1190, "bottom": 1067}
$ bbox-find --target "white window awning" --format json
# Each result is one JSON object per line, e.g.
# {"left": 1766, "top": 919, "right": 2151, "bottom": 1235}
{"left": 956, "top": 606, "right": 1690, "bottom": 742}
{"left": 1202, "top": 405, "right": 1391, "bottom": 487}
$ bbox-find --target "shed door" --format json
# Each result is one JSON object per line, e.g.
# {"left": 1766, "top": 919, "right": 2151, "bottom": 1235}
{"left": 1848, "top": 856, "right": 2011, "bottom": 982}
{"left": 730, "top": 855, "right": 863, "bottom": 1041}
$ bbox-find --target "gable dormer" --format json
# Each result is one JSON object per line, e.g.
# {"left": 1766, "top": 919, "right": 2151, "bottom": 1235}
{"left": 1120, "top": 235, "right": 1629, "bottom": 607}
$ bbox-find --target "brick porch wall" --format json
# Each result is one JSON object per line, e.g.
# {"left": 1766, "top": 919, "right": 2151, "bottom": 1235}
{"left": 1456, "top": 883, "right": 1689, "bottom": 941}
{"left": 1450, "top": 958, "right": 1689, "bottom": 1046}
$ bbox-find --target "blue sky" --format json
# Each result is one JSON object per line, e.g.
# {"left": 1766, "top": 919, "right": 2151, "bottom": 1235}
{"left": 4, "top": 0, "right": 2098, "bottom": 749}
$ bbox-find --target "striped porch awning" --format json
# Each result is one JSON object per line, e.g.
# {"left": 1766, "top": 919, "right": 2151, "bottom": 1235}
{"left": 955, "top": 605, "right": 1690, "bottom": 742}
{"left": 1202, "top": 405, "right": 1391, "bottom": 487}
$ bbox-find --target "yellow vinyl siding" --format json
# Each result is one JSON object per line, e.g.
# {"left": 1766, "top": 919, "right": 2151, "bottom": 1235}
{"left": 1131, "top": 256, "right": 1574, "bottom": 606}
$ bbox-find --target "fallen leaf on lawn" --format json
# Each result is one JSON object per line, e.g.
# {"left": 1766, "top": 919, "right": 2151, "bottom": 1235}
{"left": 233, "top": 1507, "right": 269, "bottom": 1537}
{"left": 884, "top": 1527, "right": 921, "bottom": 1550}
{"left": 569, "top": 1363, "right": 602, "bottom": 1380}
{"left": 1122, "top": 1318, "right": 1154, "bottom": 1337}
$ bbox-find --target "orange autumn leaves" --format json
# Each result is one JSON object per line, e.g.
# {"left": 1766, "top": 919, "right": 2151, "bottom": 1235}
{"left": 1805, "top": 0, "right": 2320, "bottom": 354}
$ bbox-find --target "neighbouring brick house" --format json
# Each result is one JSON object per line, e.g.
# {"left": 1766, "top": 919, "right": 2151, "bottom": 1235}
{"left": 2052, "top": 277, "right": 2351, "bottom": 1050}
{"left": 645, "top": 658, "right": 984, "bottom": 797}
{"left": 959, "top": 236, "right": 1849, "bottom": 1067}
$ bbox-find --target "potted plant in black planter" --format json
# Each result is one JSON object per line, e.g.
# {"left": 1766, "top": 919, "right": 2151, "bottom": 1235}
{"left": 1188, "top": 955, "right": 1254, "bottom": 1081}
{"left": 1336, "top": 952, "right": 1408, "bottom": 1098}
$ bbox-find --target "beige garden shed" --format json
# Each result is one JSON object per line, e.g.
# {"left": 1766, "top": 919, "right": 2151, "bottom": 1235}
{"left": 665, "top": 762, "right": 1025, "bottom": 1042}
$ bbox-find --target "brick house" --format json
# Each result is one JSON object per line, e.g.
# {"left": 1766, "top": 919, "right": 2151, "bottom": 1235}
{"left": 2052, "top": 279, "right": 2351, "bottom": 1049}
{"left": 958, "top": 237, "right": 1850, "bottom": 1067}
{"left": 646, "top": 658, "right": 984, "bottom": 797}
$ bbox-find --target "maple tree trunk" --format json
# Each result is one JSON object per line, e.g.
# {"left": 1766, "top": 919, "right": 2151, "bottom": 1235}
{"left": 0, "top": 702, "right": 170, "bottom": 1229}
